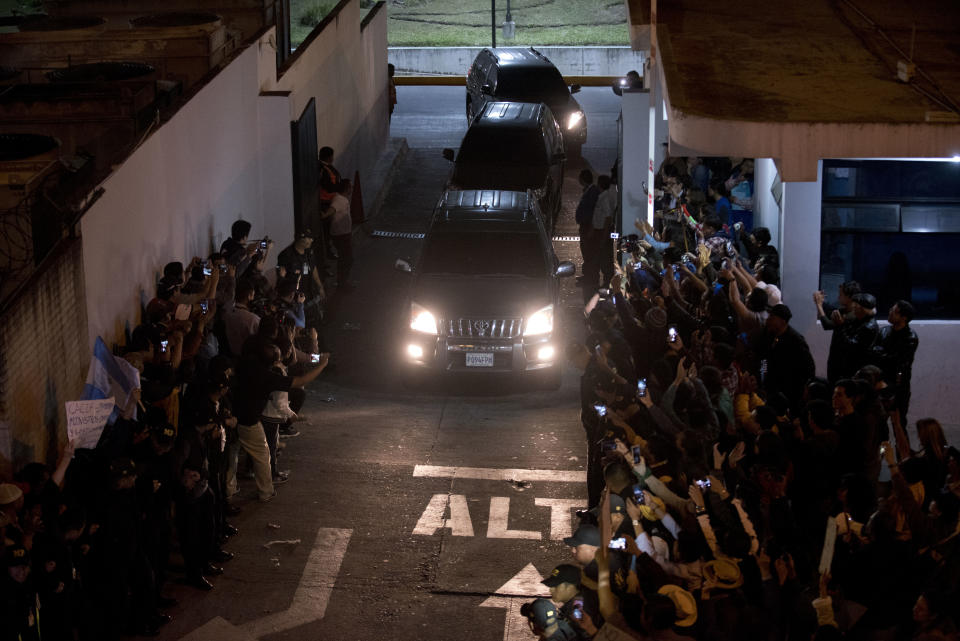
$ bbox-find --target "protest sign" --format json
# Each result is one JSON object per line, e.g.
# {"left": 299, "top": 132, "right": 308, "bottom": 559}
{"left": 65, "top": 398, "right": 115, "bottom": 449}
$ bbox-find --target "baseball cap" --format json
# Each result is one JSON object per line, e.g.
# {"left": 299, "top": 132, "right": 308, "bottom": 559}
{"left": 109, "top": 457, "right": 137, "bottom": 480}
{"left": 563, "top": 523, "right": 601, "bottom": 547}
{"left": 523, "top": 598, "right": 559, "bottom": 629}
{"left": 541, "top": 564, "right": 582, "bottom": 588}
{"left": 4, "top": 543, "right": 30, "bottom": 568}
{"left": 0, "top": 482, "right": 23, "bottom": 505}
{"left": 296, "top": 228, "right": 314, "bottom": 240}
{"left": 658, "top": 584, "right": 697, "bottom": 627}
{"left": 589, "top": 493, "right": 627, "bottom": 517}
{"left": 152, "top": 423, "right": 176, "bottom": 445}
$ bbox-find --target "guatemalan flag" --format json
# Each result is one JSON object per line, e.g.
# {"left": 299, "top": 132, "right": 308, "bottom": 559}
{"left": 80, "top": 336, "right": 141, "bottom": 420}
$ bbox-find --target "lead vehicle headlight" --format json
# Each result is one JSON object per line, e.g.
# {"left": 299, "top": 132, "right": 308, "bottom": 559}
{"left": 524, "top": 304, "right": 554, "bottom": 336}
{"left": 566, "top": 111, "right": 584, "bottom": 130}
{"left": 410, "top": 302, "right": 438, "bottom": 335}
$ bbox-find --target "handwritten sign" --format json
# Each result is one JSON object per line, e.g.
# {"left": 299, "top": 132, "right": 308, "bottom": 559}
{"left": 65, "top": 398, "right": 115, "bottom": 449}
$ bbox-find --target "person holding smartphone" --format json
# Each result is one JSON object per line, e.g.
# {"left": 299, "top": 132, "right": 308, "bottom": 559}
{"left": 541, "top": 565, "right": 593, "bottom": 640}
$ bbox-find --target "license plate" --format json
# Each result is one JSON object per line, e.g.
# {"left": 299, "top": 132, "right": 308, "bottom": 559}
{"left": 465, "top": 352, "right": 494, "bottom": 367}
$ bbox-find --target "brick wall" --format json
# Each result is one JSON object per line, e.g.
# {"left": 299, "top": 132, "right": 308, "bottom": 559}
{"left": 0, "top": 239, "right": 89, "bottom": 477}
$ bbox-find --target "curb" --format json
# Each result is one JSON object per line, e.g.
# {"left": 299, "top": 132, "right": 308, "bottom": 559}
{"left": 358, "top": 137, "right": 410, "bottom": 235}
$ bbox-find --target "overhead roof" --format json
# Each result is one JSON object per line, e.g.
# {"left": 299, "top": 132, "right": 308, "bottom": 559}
{"left": 638, "top": 0, "right": 960, "bottom": 180}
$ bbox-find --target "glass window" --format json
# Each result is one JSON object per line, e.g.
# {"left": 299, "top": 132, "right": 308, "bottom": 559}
{"left": 420, "top": 231, "right": 546, "bottom": 278}
{"left": 820, "top": 160, "right": 960, "bottom": 319}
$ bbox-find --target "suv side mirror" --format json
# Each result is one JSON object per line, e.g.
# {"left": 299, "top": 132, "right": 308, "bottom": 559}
{"left": 480, "top": 83, "right": 493, "bottom": 95}
{"left": 556, "top": 261, "right": 575, "bottom": 277}
{"left": 442, "top": 148, "right": 455, "bottom": 162}
{"left": 570, "top": 84, "right": 581, "bottom": 94}
{"left": 395, "top": 258, "right": 413, "bottom": 273}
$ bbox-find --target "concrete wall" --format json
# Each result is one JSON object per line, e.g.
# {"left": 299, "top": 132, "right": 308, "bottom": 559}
{"left": 80, "top": 43, "right": 287, "bottom": 349}
{"left": 81, "top": 0, "right": 388, "bottom": 351}
{"left": 0, "top": 241, "right": 89, "bottom": 476}
{"left": 263, "top": 1, "right": 389, "bottom": 206}
{"left": 389, "top": 46, "right": 645, "bottom": 78}
{"left": 753, "top": 158, "right": 781, "bottom": 253}
{"left": 620, "top": 90, "right": 650, "bottom": 235}
{"left": 777, "top": 166, "right": 960, "bottom": 428}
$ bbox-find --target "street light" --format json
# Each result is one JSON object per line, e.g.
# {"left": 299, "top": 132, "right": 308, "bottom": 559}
{"left": 502, "top": 0, "right": 515, "bottom": 40}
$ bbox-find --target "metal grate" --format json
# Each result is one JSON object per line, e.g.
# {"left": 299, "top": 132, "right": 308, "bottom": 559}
{"left": 447, "top": 318, "right": 521, "bottom": 339}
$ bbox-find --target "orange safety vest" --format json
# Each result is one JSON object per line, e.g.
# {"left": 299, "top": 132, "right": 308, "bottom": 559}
{"left": 319, "top": 163, "right": 340, "bottom": 203}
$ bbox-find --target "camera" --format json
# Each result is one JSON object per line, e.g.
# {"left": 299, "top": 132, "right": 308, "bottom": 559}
{"left": 668, "top": 325, "right": 678, "bottom": 343}
{"left": 593, "top": 404, "right": 608, "bottom": 418}
{"left": 219, "top": 262, "right": 228, "bottom": 273}
{"left": 637, "top": 378, "right": 647, "bottom": 398}
{"left": 597, "top": 287, "right": 611, "bottom": 297}
{"left": 260, "top": 240, "right": 267, "bottom": 250}
{"left": 601, "top": 438, "right": 618, "bottom": 452}
{"left": 200, "top": 300, "right": 208, "bottom": 315}
{"left": 631, "top": 444, "right": 642, "bottom": 464}
{"left": 695, "top": 478, "right": 711, "bottom": 490}
{"left": 632, "top": 484, "right": 645, "bottom": 505}
{"left": 608, "top": 537, "right": 627, "bottom": 550}
{"left": 202, "top": 260, "right": 212, "bottom": 276}
{"left": 311, "top": 353, "right": 321, "bottom": 363}
{"left": 159, "top": 339, "right": 169, "bottom": 353}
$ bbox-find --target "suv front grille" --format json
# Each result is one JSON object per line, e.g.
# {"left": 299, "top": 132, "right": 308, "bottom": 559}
{"left": 447, "top": 318, "right": 521, "bottom": 339}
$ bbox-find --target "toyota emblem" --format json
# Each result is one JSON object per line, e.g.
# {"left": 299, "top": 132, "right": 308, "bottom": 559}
{"left": 473, "top": 320, "right": 491, "bottom": 336}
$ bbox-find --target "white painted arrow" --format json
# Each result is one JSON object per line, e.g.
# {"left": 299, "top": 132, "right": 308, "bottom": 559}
{"left": 179, "top": 527, "right": 352, "bottom": 641}
{"left": 480, "top": 563, "right": 552, "bottom": 641}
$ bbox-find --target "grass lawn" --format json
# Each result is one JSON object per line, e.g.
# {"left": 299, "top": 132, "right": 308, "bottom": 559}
{"left": 289, "top": 0, "right": 628, "bottom": 48}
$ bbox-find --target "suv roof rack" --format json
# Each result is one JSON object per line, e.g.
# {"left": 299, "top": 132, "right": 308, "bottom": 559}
{"left": 438, "top": 189, "right": 535, "bottom": 223}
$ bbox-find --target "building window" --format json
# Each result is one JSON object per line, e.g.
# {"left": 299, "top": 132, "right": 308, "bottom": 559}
{"left": 820, "top": 160, "right": 960, "bottom": 319}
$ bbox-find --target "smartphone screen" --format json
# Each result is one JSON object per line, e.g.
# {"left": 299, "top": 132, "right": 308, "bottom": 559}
{"left": 608, "top": 538, "right": 626, "bottom": 550}
{"left": 593, "top": 404, "right": 607, "bottom": 417}
{"left": 219, "top": 263, "right": 228, "bottom": 273}
{"left": 633, "top": 485, "right": 645, "bottom": 504}
{"left": 203, "top": 266, "right": 212, "bottom": 276}
{"left": 160, "top": 340, "right": 168, "bottom": 353}
{"left": 632, "top": 445, "right": 642, "bottom": 463}
{"left": 260, "top": 241, "right": 267, "bottom": 249}
{"left": 200, "top": 301, "right": 208, "bottom": 314}
{"left": 311, "top": 353, "right": 321, "bottom": 363}
{"left": 637, "top": 378, "right": 647, "bottom": 398}
{"left": 668, "top": 326, "right": 678, "bottom": 343}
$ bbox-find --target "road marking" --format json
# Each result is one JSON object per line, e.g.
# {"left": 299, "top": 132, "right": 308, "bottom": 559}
{"left": 412, "top": 493, "right": 475, "bottom": 536}
{"left": 178, "top": 527, "right": 352, "bottom": 641}
{"left": 413, "top": 465, "right": 586, "bottom": 483}
{"left": 240, "top": 527, "right": 352, "bottom": 638}
{"left": 487, "top": 497, "right": 541, "bottom": 540}
{"left": 371, "top": 230, "right": 425, "bottom": 239}
{"left": 480, "top": 564, "right": 551, "bottom": 641}
{"left": 534, "top": 498, "right": 586, "bottom": 540}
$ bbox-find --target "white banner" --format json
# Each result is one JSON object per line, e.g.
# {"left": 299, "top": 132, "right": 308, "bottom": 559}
{"left": 65, "top": 398, "right": 115, "bottom": 449}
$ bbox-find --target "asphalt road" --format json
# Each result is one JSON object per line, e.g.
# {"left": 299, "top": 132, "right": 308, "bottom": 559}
{"left": 165, "top": 86, "right": 623, "bottom": 641}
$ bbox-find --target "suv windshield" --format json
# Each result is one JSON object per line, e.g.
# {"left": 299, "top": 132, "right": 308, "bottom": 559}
{"left": 420, "top": 231, "right": 546, "bottom": 278}
{"left": 457, "top": 128, "right": 546, "bottom": 166}
{"left": 496, "top": 67, "right": 568, "bottom": 105}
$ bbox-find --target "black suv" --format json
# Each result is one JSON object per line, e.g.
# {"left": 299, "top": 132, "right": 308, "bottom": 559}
{"left": 442, "top": 101, "right": 565, "bottom": 229}
{"left": 465, "top": 47, "right": 586, "bottom": 150}
{"left": 395, "top": 189, "right": 575, "bottom": 387}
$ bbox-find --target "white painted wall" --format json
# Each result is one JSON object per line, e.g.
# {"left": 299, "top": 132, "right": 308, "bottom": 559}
{"left": 389, "top": 46, "right": 645, "bottom": 78}
{"left": 753, "top": 158, "right": 781, "bottom": 250}
{"left": 262, "top": 1, "right": 389, "bottom": 194}
{"left": 778, "top": 165, "right": 959, "bottom": 427}
{"left": 80, "top": 2, "right": 389, "bottom": 349}
{"left": 81, "top": 43, "right": 291, "bottom": 348}
{"left": 620, "top": 90, "right": 650, "bottom": 237}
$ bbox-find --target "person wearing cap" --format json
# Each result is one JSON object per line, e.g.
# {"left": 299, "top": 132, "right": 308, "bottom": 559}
{"left": 872, "top": 299, "right": 919, "bottom": 428}
{"left": 542, "top": 564, "right": 594, "bottom": 640}
{"left": 759, "top": 303, "right": 815, "bottom": 415}
{"left": 521, "top": 597, "right": 581, "bottom": 641}
{"left": 1, "top": 543, "right": 42, "bottom": 641}
{"left": 277, "top": 230, "right": 325, "bottom": 302}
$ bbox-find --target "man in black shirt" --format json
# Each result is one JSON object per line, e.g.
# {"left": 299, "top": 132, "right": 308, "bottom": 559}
{"left": 226, "top": 344, "right": 328, "bottom": 502}
{"left": 760, "top": 304, "right": 816, "bottom": 416}
{"left": 277, "top": 230, "right": 325, "bottom": 301}
{"left": 873, "top": 299, "right": 919, "bottom": 428}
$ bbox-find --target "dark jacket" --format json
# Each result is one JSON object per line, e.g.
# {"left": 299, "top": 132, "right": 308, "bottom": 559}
{"left": 872, "top": 325, "right": 919, "bottom": 390}
{"left": 760, "top": 326, "right": 816, "bottom": 413}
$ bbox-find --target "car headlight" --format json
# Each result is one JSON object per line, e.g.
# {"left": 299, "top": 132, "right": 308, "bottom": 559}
{"left": 524, "top": 304, "right": 554, "bottom": 336}
{"left": 566, "top": 111, "right": 584, "bottom": 130}
{"left": 410, "top": 302, "right": 438, "bottom": 335}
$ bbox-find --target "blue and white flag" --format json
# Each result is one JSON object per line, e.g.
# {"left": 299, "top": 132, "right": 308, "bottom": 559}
{"left": 81, "top": 337, "right": 141, "bottom": 419}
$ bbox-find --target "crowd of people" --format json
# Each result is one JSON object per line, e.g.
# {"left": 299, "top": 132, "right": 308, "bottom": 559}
{"left": 520, "top": 158, "right": 958, "bottom": 640}
{"left": 0, "top": 146, "right": 354, "bottom": 640}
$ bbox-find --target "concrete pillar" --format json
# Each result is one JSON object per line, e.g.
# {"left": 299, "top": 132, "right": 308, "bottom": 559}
{"left": 620, "top": 89, "right": 651, "bottom": 236}
{"left": 753, "top": 158, "right": 781, "bottom": 249}
{"left": 778, "top": 165, "right": 822, "bottom": 338}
